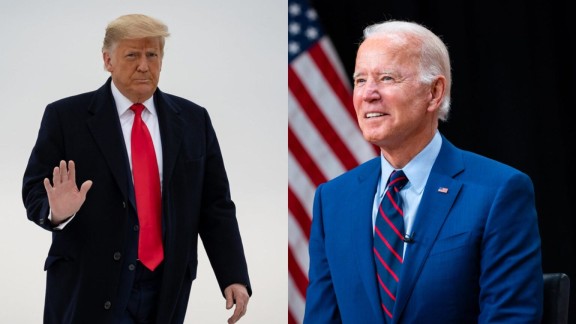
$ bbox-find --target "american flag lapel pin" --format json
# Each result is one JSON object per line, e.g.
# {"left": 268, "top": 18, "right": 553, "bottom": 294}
{"left": 437, "top": 187, "right": 449, "bottom": 194}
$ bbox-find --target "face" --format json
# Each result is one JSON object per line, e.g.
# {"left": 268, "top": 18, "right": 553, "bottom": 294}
{"left": 103, "top": 37, "right": 163, "bottom": 103}
{"left": 352, "top": 36, "right": 442, "bottom": 151}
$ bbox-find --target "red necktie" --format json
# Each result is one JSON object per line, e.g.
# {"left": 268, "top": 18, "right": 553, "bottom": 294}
{"left": 373, "top": 170, "right": 408, "bottom": 321}
{"left": 130, "top": 103, "right": 163, "bottom": 271}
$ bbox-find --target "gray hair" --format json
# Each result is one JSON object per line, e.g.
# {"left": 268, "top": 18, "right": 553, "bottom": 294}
{"left": 362, "top": 20, "right": 452, "bottom": 121}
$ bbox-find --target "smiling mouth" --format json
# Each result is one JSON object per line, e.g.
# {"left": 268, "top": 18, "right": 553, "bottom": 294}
{"left": 365, "top": 112, "right": 386, "bottom": 118}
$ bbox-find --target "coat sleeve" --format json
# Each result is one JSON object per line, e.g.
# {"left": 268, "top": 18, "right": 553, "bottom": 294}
{"left": 478, "top": 172, "right": 543, "bottom": 323}
{"left": 22, "top": 104, "right": 64, "bottom": 231}
{"left": 303, "top": 183, "right": 342, "bottom": 323}
{"left": 196, "top": 110, "right": 252, "bottom": 296}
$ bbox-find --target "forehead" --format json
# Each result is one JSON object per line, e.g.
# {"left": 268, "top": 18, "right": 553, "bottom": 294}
{"left": 114, "top": 37, "right": 163, "bottom": 51}
{"left": 355, "top": 36, "right": 419, "bottom": 71}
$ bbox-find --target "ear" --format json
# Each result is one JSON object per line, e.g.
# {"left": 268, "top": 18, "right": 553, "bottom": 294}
{"left": 427, "top": 76, "right": 446, "bottom": 112}
{"left": 102, "top": 51, "right": 113, "bottom": 72}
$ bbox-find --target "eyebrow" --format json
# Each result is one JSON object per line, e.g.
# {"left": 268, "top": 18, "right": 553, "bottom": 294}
{"left": 352, "top": 71, "right": 393, "bottom": 79}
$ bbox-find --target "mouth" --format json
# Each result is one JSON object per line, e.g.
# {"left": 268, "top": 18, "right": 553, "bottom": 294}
{"left": 365, "top": 112, "right": 386, "bottom": 119}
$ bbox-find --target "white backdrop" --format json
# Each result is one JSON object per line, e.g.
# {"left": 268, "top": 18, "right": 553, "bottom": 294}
{"left": 0, "top": 0, "right": 286, "bottom": 323}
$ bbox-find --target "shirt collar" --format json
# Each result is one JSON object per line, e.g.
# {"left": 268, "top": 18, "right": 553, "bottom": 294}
{"left": 110, "top": 80, "right": 157, "bottom": 116}
{"left": 379, "top": 131, "right": 443, "bottom": 195}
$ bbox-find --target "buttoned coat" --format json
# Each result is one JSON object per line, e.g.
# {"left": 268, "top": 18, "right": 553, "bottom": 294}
{"left": 23, "top": 78, "right": 251, "bottom": 324}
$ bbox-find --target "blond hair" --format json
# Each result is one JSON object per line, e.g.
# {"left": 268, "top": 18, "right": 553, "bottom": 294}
{"left": 102, "top": 14, "right": 170, "bottom": 54}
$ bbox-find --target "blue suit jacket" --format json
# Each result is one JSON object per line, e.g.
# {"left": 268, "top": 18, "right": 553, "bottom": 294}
{"left": 304, "top": 136, "right": 543, "bottom": 323}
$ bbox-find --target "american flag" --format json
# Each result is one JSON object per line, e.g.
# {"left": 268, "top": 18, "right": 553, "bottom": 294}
{"left": 288, "top": 0, "right": 378, "bottom": 322}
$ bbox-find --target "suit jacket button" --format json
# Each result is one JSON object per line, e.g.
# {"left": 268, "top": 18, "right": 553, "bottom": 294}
{"left": 122, "top": 201, "right": 126, "bottom": 208}
{"left": 113, "top": 252, "right": 122, "bottom": 261}
{"left": 128, "top": 264, "right": 136, "bottom": 271}
{"left": 104, "top": 301, "right": 111, "bottom": 310}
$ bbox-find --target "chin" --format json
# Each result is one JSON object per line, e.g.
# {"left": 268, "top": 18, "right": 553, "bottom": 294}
{"left": 361, "top": 128, "right": 382, "bottom": 141}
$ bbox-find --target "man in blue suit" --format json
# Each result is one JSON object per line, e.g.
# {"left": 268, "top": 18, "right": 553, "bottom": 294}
{"left": 303, "top": 20, "right": 543, "bottom": 323}
{"left": 22, "top": 14, "right": 251, "bottom": 324}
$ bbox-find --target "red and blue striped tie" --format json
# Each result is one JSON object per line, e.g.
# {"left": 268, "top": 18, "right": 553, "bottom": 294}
{"left": 373, "top": 170, "right": 408, "bottom": 321}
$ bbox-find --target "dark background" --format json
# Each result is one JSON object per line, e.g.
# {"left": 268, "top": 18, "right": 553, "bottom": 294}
{"left": 310, "top": 0, "right": 575, "bottom": 320}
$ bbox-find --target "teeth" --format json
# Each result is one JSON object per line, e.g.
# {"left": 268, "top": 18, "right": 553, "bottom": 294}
{"left": 366, "top": 112, "right": 384, "bottom": 118}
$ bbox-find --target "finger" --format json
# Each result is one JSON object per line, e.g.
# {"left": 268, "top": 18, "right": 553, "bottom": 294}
{"left": 225, "top": 289, "right": 234, "bottom": 310}
{"left": 227, "top": 303, "right": 246, "bottom": 324}
{"left": 67, "top": 160, "right": 76, "bottom": 183}
{"left": 79, "top": 180, "right": 93, "bottom": 196}
{"left": 43, "top": 178, "right": 53, "bottom": 193}
{"left": 59, "top": 160, "right": 68, "bottom": 183}
{"left": 52, "top": 165, "right": 61, "bottom": 186}
{"left": 54, "top": 160, "right": 68, "bottom": 184}
{"left": 229, "top": 294, "right": 248, "bottom": 324}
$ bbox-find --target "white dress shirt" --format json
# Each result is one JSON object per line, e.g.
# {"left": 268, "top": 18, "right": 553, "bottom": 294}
{"left": 111, "top": 81, "right": 163, "bottom": 184}
{"left": 51, "top": 81, "right": 163, "bottom": 229}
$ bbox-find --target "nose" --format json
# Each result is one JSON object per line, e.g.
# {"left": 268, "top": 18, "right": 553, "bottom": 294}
{"left": 361, "top": 79, "right": 380, "bottom": 102}
{"left": 136, "top": 56, "right": 149, "bottom": 72}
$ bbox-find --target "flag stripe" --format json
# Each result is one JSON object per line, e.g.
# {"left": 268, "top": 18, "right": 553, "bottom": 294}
{"left": 288, "top": 127, "right": 327, "bottom": 187}
{"left": 308, "top": 41, "right": 355, "bottom": 120}
{"left": 289, "top": 66, "right": 359, "bottom": 170}
{"left": 318, "top": 37, "right": 351, "bottom": 90}
{"left": 289, "top": 92, "right": 346, "bottom": 180}
{"left": 291, "top": 48, "right": 378, "bottom": 165}
{"left": 288, "top": 273, "right": 306, "bottom": 323}
{"left": 288, "top": 211, "right": 310, "bottom": 278}
{"left": 288, "top": 311, "right": 298, "bottom": 324}
{"left": 288, "top": 1, "right": 376, "bottom": 322}
{"left": 289, "top": 188, "right": 312, "bottom": 238}
{"left": 288, "top": 152, "right": 317, "bottom": 215}
{"left": 289, "top": 246, "right": 309, "bottom": 297}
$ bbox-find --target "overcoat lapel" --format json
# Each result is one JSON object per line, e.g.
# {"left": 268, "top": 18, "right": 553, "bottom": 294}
{"left": 86, "top": 81, "right": 133, "bottom": 206}
{"left": 154, "top": 90, "right": 184, "bottom": 195}
{"left": 151, "top": 89, "right": 186, "bottom": 321}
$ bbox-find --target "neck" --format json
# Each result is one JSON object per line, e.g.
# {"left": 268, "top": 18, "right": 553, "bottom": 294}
{"left": 380, "top": 129, "right": 437, "bottom": 169}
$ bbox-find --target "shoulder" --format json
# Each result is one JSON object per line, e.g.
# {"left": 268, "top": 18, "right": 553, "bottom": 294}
{"left": 156, "top": 90, "right": 206, "bottom": 114}
{"left": 462, "top": 149, "right": 526, "bottom": 178}
{"left": 319, "top": 157, "right": 380, "bottom": 190}
{"left": 442, "top": 137, "right": 532, "bottom": 186}
{"left": 47, "top": 89, "right": 99, "bottom": 110}
{"left": 154, "top": 90, "right": 223, "bottom": 136}
{"left": 44, "top": 80, "right": 112, "bottom": 114}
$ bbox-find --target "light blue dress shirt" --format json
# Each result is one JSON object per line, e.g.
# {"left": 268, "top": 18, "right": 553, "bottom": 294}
{"left": 372, "top": 131, "right": 442, "bottom": 254}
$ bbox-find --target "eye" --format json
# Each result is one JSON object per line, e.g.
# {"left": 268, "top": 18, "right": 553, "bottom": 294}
{"left": 353, "top": 78, "right": 366, "bottom": 87}
{"left": 380, "top": 75, "right": 394, "bottom": 82}
{"left": 147, "top": 52, "right": 159, "bottom": 58}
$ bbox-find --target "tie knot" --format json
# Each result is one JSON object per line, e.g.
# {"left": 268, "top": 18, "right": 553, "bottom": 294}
{"left": 130, "top": 103, "right": 145, "bottom": 116}
{"left": 388, "top": 170, "right": 408, "bottom": 190}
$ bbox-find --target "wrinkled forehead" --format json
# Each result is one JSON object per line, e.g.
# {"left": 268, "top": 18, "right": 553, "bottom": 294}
{"left": 109, "top": 37, "right": 164, "bottom": 53}
{"left": 355, "top": 36, "right": 420, "bottom": 71}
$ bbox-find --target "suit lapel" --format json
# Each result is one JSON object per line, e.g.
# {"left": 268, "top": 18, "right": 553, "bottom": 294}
{"left": 393, "top": 138, "right": 464, "bottom": 321}
{"left": 86, "top": 80, "right": 132, "bottom": 204}
{"left": 352, "top": 158, "right": 387, "bottom": 323}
